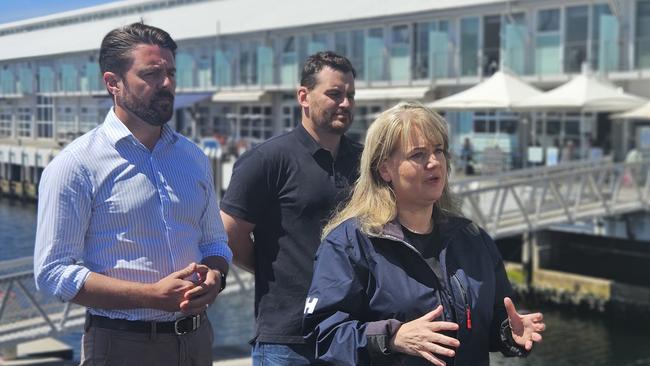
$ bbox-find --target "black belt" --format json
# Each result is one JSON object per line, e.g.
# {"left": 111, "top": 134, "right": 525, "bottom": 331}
{"left": 85, "top": 312, "right": 205, "bottom": 335}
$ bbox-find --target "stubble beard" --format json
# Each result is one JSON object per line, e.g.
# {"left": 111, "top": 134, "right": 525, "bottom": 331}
{"left": 314, "top": 109, "right": 353, "bottom": 136}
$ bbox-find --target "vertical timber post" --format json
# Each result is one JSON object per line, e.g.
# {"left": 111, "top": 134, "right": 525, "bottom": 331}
{"left": 522, "top": 231, "right": 538, "bottom": 288}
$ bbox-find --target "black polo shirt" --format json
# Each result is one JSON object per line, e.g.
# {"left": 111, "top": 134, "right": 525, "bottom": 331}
{"left": 220, "top": 123, "right": 362, "bottom": 344}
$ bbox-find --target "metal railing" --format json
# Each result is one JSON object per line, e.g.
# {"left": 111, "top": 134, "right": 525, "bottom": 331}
{"left": 454, "top": 159, "right": 650, "bottom": 239}
{"left": 0, "top": 259, "right": 252, "bottom": 350}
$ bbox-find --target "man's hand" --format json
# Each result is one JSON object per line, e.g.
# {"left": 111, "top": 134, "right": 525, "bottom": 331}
{"left": 150, "top": 262, "right": 205, "bottom": 312}
{"left": 180, "top": 267, "right": 222, "bottom": 314}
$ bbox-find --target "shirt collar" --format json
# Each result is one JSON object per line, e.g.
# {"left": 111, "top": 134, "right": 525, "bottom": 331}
{"left": 293, "top": 122, "right": 354, "bottom": 160}
{"left": 102, "top": 108, "right": 178, "bottom": 148}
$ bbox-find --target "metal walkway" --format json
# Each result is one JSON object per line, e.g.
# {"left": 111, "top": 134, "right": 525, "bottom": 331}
{"left": 453, "top": 159, "right": 650, "bottom": 239}
{"left": 2, "top": 158, "right": 649, "bottom": 350}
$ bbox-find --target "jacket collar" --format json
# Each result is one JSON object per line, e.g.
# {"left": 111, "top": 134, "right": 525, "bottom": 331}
{"left": 374, "top": 214, "right": 470, "bottom": 243}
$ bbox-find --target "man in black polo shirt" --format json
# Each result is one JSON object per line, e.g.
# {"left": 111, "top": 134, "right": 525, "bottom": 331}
{"left": 220, "top": 51, "right": 360, "bottom": 365}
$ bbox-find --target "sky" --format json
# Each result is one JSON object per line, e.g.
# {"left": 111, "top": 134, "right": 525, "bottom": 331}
{"left": 0, "top": 0, "right": 120, "bottom": 25}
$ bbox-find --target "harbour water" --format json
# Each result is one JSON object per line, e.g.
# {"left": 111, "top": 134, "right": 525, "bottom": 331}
{"left": 1, "top": 198, "right": 649, "bottom": 364}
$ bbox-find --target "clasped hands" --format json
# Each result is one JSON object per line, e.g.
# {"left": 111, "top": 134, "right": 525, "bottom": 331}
{"left": 151, "top": 262, "right": 223, "bottom": 315}
{"left": 389, "top": 298, "right": 545, "bottom": 366}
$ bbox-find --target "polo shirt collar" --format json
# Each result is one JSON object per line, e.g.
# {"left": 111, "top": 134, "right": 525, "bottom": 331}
{"left": 293, "top": 122, "right": 355, "bottom": 160}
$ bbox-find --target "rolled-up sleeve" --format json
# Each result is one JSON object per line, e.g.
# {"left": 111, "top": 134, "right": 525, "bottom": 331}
{"left": 197, "top": 156, "right": 232, "bottom": 263}
{"left": 33, "top": 152, "right": 93, "bottom": 302}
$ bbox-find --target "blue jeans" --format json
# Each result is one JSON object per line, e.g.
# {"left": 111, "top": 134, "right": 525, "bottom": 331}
{"left": 252, "top": 342, "right": 316, "bottom": 366}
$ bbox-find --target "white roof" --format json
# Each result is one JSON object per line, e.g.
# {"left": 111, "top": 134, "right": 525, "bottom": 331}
{"left": 428, "top": 71, "right": 543, "bottom": 110}
{"left": 514, "top": 74, "right": 647, "bottom": 112}
{"left": 0, "top": 0, "right": 504, "bottom": 62}
{"left": 611, "top": 101, "right": 650, "bottom": 120}
{"left": 212, "top": 90, "right": 266, "bottom": 102}
{"left": 355, "top": 87, "right": 431, "bottom": 101}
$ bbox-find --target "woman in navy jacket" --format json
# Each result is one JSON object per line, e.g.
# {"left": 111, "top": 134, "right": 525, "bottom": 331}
{"left": 303, "top": 102, "right": 545, "bottom": 365}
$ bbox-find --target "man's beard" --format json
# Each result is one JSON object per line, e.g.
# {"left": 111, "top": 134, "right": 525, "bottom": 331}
{"left": 121, "top": 86, "right": 174, "bottom": 126}
{"left": 314, "top": 108, "right": 353, "bottom": 135}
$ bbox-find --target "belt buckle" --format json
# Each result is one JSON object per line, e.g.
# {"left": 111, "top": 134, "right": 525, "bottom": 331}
{"left": 174, "top": 314, "right": 201, "bottom": 335}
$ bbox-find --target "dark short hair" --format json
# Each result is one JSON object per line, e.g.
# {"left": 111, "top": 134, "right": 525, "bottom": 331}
{"left": 99, "top": 22, "right": 177, "bottom": 76}
{"left": 300, "top": 51, "right": 356, "bottom": 90}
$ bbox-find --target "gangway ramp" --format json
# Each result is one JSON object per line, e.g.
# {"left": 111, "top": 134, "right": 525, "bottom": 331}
{"left": 454, "top": 159, "right": 650, "bottom": 239}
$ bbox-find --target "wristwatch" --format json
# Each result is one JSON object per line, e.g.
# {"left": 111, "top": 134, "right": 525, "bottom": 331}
{"left": 218, "top": 270, "right": 227, "bottom": 292}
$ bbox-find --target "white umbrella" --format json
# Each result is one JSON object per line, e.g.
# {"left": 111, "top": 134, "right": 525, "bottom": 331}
{"left": 428, "top": 70, "right": 543, "bottom": 110}
{"left": 514, "top": 74, "right": 646, "bottom": 112}
{"left": 611, "top": 101, "right": 650, "bottom": 120}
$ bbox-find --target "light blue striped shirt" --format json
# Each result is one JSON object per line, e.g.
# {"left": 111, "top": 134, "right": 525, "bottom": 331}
{"left": 34, "top": 109, "right": 232, "bottom": 321}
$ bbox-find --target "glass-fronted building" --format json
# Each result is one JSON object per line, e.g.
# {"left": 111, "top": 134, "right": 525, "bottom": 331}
{"left": 1, "top": 0, "right": 649, "bottom": 177}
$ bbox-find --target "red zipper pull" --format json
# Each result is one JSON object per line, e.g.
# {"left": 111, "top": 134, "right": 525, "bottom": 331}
{"left": 466, "top": 306, "right": 472, "bottom": 329}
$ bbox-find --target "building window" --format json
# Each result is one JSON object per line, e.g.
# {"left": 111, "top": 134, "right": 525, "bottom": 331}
{"left": 432, "top": 21, "right": 450, "bottom": 78}
{"left": 60, "top": 63, "right": 79, "bottom": 92}
{"left": 0, "top": 107, "right": 12, "bottom": 138}
{"left": 17, "top": 107, "right": 32, "bottom": 138}
{"left": 36, "top": 95, "right": 53, "bottom": 138}
{"left": 1, "top": 66, "right": 15, "bottom": 94}
{"left": 56, "top": 104, "right": 76, "bottom": 140}
{"left": 239, "top": 105, "right": 272, "bottom": 140}
{"left": 309, "top": 33, "right": 329, "bottom": 54}
{"left": 79, "top": 105, "right": 100, "bottom": 133}
{"left": 239, "top": 41, "right": 259, "bottom": 85}
{"left": 347, "top": 105, "right": 382, "bottom": 143}
{"left": 18, "top": 65, "right": 34, "bottom": 94}
{"left": 535, "top": 8, "right": 561, "bottom": 75}
{"left": 635, "top": 0, "right": 650, "bottom": 69}
{"left": 280, "top": 36, "right": 298, "bottom": 86}
{"left": 390, "top": 24, "right": 410, "bottom": 82}
{"left": 334, "top": 31, "right": 349, "bottom": 56}
{"left": 351, "top": 30, "right": 365, "bottom": 81}
{"left": 502, "top": 13, "right": 527, "bottom": 74}
{"left": 38, "top": 66, "right": 55, "bottom": 93}
{"left": 460, "top": 17, "right": 480, "bottom": 76}
{"left": 258, "top": 45, "right": 274, "bottom": 86}
{"left": 366, "top": 28, "right": 386, "bottom": 82}
{"left": 83, "top": 61, "right": 101, "bottom": 92}
{"left": 197, "top": 55, "right": 212, "bottom": 88}
{"left": 282, "top": 104, "right": 301, "bottom": 131}
{"left": 177, "top": 53, "right": 195, "bottom": 89}
{"left": 565, "top": 5, "right": 589, "bottom": 73}
{"left": 215, "top": 42, "right": 237, "bottom": 87}
{"left": 592, "top": 4, "right": 619, "bottom": 72}
{"left": 483, "top": 15, "right": 501, "bottom": 76}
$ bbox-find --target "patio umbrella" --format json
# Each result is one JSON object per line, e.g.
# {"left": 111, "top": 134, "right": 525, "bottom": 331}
{"left": 428, "top": 70, "right": 543, "bottom": 110}
{"left": 514, "top": 74, "right": 646, "bottom": 112}
{"left": 611, "top": 101, "right": 650, "bottom": 120}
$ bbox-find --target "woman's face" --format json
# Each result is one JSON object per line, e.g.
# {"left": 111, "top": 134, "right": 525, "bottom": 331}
{"left": 379, "top": 128, "right": 447, "bottom": 211}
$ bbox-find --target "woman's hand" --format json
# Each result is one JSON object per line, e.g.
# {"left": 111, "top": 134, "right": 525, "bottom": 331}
{"left": 389, "top": 305, "right": 460, "bottom": 366}
{"left": 504, "top": 297, "right": 545, "bottom": 351}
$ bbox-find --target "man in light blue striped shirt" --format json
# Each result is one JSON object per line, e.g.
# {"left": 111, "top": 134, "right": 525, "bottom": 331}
{"left": 34, "top": 23, "right": 231, "bottom": 366}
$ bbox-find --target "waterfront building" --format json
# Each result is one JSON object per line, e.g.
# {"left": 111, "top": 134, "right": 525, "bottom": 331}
{"left": 1, "top": 0, "right": 650, "bottom": 194}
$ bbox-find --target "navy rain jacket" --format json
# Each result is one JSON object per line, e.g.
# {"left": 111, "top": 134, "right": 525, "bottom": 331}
{"left": 303, "top": 216, "right": 526, "bottom": 365}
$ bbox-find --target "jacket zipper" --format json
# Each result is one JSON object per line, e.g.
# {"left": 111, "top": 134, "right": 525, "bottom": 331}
{"left": 373, "top": 233, "right": 452, "bottom": 322}
{"left": 452, "top": 274, "right": 472, "bottom": 330}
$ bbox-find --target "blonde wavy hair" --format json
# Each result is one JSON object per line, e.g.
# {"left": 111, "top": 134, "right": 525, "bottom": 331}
{"left": 322, "top": 101, "right": 461, "bottom": 239}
